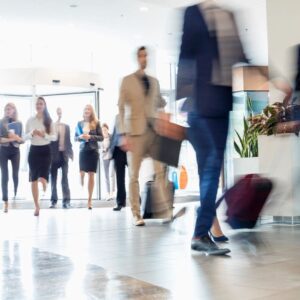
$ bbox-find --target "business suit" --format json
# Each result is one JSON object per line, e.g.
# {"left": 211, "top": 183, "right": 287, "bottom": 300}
{"left": 110, "top": 122, "right": 127, "bottom": 207}
{"left": 118, "top": 71, "right": 170, "bottom": 219}
{"left": 50, "top": 123, "right": 73, "bottom": 205}
{"left": 177, "top": 3, "right": 246, "bottom": 238}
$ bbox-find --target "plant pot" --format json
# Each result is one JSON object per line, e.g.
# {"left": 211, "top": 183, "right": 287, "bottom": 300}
{"left": 233, "top": 157, "right": 259, "bottom": 183}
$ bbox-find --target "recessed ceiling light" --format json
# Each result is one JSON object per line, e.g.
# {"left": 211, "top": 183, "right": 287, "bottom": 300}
{"left": 139, "top": 6, "right": 149, "bottom": 12}
{"left": 70, "top": 4, "right": 78, "bottom": 8}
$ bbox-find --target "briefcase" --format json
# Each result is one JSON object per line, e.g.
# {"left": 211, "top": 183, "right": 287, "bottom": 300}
{"left": 152, "top": 113, "right": 187, "bottom": 167}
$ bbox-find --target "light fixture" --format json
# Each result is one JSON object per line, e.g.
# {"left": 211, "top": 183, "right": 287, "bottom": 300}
{"left": 70, "top": 4, "right": 78, "bottom": 8}
{"left": 139, "top": 6, "right": 149, "bottom": 12}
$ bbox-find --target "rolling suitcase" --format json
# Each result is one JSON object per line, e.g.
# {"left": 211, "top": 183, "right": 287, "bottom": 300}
{"left": 216, "top": 174, "right": 273, "bottom": 229}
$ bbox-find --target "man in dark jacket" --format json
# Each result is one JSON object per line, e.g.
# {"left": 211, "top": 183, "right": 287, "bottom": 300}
{"left": 110, "top": 115, "right": 127, "bottom": 211}
{"left": 50, "top": 107, "right": 73, "bottom": 209}
{"left": 177, "top": 1, "right": 247, "bottom": 255}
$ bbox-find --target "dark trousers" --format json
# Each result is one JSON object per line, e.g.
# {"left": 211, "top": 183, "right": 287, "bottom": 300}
{"left": 0, "top": 147, "right": 20, "bottom": 201}
{"left": 187, "top": 113, "right": 229, "bottom": 238}
{"left": 50, "top": 152, "right": 71, "bottom": 204}
{"left": 113, "top": 146, "right": 127, "bottom": 207}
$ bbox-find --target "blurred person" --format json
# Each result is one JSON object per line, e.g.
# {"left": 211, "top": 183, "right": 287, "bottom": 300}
{"left": 177, "top": 1, "right": 248, "bottom": 255}
{"left": 25, "top": 97, "right": 56, "bottom": 216}
{"left": 49, "top": 107, "right": 73, "bottom": 209}
{"left": 290, "top": 44, "right": 300, "bottom": 105}
{"left": 101, "top": 123, "right": 116, "bottom": 201}
{"left": 110, "top": 115, "right": 128, "bottom": 211}
{"left": 118, "top": 46, "right": 171, "bottom": 226}
{"left": 75, "top": 104, "right": 103, "bottom": 209}
{"left": 0, "top": 103, "right": 23, "bottom": 213}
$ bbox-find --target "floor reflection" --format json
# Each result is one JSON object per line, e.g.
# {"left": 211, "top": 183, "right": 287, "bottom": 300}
{"left": 0, "top": 242, "right": 171, "bottom": 300}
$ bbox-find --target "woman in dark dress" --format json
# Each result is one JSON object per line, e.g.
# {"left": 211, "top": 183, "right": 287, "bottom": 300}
{"left": 75, "top": 104, "right": 103, "bottom": 209}
{"left": 25, "top": 97, "right": 56, "bottom": 216}
{"left": 0, "top": 103, "right": 23, "bottom": 213}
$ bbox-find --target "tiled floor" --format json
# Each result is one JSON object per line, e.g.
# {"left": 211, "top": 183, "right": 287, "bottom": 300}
{"left": 1, "top": 203, "right": 300, "bottom": 300}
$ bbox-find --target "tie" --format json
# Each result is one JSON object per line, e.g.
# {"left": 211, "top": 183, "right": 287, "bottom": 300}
{"left": 141, "top": 75, "right": 150, "bottom": 96}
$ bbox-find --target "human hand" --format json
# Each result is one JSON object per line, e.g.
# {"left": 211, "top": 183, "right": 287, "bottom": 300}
{"left": 32, "top": 129, "right": 40, "bottom": 137}
{"left": 80, "top": 134, "right": 90, "bottom": 141}
{"left": 120, "top": 135, "right": 131, "bottom": 152}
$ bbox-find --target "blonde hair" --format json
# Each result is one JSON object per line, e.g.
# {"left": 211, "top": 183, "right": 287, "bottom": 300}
{"left": 83, "top": 104, "right": 99, "bottom": 130}
{"left": 4, "top": 102, "right": 18, "bottom": 122}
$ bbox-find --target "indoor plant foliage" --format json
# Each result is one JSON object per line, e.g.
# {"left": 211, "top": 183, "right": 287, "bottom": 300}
{"left": 234, "top": 100, "right": 286, "bottom": 158}
{"left": 234, "top": 97, "right": 259, "bottom": 158}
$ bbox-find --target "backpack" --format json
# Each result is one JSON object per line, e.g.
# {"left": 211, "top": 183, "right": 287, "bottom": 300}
{"left": 216, "top": 174, "right": 273, "bottom": 229}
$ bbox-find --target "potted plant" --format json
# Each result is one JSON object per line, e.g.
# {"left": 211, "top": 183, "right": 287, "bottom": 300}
{"left": 232, "top": 98, "right": 260, "bottom": 182}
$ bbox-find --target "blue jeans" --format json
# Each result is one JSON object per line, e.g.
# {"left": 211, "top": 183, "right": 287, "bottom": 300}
{"left": 187, "top": 113, "right": 229, "bottom": 238}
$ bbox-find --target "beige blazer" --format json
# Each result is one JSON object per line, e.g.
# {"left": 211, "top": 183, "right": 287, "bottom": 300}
{"left": 118, "top": 71, "right": 166, "bottom": 136}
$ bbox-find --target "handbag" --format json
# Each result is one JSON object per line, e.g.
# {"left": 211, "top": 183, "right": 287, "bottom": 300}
{"left": 154, "top": 112, "right": 187, "bottom": 141}
{"left": 275, "top": 120, "right": 300, "bottom": 135}
{"left": 151, "top": 113, "right": 187, "bottom": 167}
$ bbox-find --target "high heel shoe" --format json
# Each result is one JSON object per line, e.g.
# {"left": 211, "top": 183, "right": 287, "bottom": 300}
{"left": 209, "top": 231, "right": 229, "bottom": 243}
{"left": 88, "top": 200, "right": 92, "bottom": 210}
{"left": 3, "top": 202, "right": 8, "bottom": 213}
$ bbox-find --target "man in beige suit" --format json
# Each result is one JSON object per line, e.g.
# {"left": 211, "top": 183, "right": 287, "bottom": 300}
{"left": 118, "top": 46, "right": 171, "bottom": 226}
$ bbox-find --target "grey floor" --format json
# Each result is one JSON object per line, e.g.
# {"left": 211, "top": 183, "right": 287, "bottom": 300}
{"left": 1, "top": 203, "right": 300, "bottom": 300}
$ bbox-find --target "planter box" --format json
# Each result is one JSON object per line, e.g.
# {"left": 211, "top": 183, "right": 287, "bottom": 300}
{"left": 258, "top": 134, "right": 300, "bottom": 219}
{"left": 233, "top": 157, "right": 259, "bottom": 183}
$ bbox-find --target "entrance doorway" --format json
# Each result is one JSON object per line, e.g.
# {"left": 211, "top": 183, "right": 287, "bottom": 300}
{"left": 0, "top": 89, "right": 102, "bottom": 201}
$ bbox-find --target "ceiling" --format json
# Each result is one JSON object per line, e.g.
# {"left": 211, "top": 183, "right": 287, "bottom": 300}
{"left": 0, "top": 0, "right": 268, "bottom": 64}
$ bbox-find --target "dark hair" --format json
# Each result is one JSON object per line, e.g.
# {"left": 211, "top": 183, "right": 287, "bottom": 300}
{"left": 102, "top": 123, "right": 109, "bottom": 130}
{"left": 137, "top": 46, "right": 147, "bottom": 56}
{"left": 37, "top": 97, "right": 52, "bottom": 134}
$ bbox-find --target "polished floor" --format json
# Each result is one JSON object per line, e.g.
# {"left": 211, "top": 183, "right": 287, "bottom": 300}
{"left": 1, "top": 203, "right": 300, "bottom": 300}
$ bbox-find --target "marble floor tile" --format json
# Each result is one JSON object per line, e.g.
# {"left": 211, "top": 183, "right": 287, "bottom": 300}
{"left": 0, "top": 203, "right": 300, "bottom": 299}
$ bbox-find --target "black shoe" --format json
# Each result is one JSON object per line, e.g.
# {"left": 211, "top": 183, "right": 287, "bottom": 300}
{"left": 191, "top": 235, "right": 231, "bottom": 256}
{"left": 49, "top": 204, "right": 56, "bottom": 209}
{"left": 209, "top": 231, "right": 229, "bottom": 243}
{"left": 62, "top": 204, "right": 68, "bottom": 209}
{"left": 113, "top": 205, "right": 124, "bottom": 211}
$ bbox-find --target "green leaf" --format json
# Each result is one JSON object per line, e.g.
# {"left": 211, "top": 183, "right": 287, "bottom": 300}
{"left": 234, "top": 141, "right": 242, "bottom": 157}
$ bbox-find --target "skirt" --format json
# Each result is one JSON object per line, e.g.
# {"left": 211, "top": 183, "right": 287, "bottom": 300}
{"left": 80, "top": 149, "right": 99, "bottom": 173}
{"left": 28, "top": 145, "right": 51, "bottom": 182}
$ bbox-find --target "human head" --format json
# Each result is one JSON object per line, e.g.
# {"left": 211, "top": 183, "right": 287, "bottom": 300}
{"left": 137, "top": 46, "right": 148, "bottom": 70}
{"left": 56, "top": 107, "right": 62, "bottom": 119}
{"left": 83, "top": 104, "right": 98, "bottom": 130}
{"left": 36, "top": 97, "right": 52, "bottom": 134}
{"left": 4, "top": 102, "right": 18, "bottom": 121}
{"left": 102, "top": 123, "right": 109, "bottom": 137}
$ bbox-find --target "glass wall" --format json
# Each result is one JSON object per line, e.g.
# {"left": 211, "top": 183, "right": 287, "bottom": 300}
{"left": 0, "top": 91, "right": 101, "bottom": 201}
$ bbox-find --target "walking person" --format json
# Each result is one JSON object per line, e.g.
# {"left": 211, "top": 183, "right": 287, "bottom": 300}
{"left": 101, "top": 123, "right": 115, "bottom": 201}
{"left": 75, "top": 104, "right": 103, "bottom": 209}
{"left": 118, "top": 46, "right": 172, "bottom": 226}
{"left": 176, "top": 1, "right": 248, "bottom": 254}
{"left": 25, "top": 97, "right": 56, "bottom": 216}
{"left": 49, "top": 107, "right": 73, "bottom": 209}
{"left": 0, "top": 103, "right": 23, "bottom": 213}
{"left": 110, "top": 115, "right": 127, "bottom": 211}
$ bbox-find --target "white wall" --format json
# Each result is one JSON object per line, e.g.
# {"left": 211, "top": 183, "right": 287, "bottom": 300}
{"left": 267, "top": 0, "right": 300, "bottom": 88}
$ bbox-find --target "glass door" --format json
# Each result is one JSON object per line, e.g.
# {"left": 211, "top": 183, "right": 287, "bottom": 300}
{"left": 0, "top": 91, "right": 102, "bottom": 201}
{"left": 43, "top": 91, "right": 100, "bottom": 200}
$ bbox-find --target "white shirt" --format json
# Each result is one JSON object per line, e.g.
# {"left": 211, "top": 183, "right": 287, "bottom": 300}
{"left": 25, "top": 116, "right": 57, "bottom": 146}
{"left": 55, "top": 121, "right": 66, "bottom": 151}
